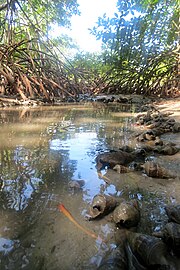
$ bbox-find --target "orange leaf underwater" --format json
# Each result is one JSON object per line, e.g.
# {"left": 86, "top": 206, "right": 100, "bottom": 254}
{"left": 58, "top": 203, "right": 101, "bottom": 241}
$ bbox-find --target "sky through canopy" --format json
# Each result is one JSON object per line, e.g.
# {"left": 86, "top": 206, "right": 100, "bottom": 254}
{"left": 52, "top": 0, "right": 117, "bottom": 52}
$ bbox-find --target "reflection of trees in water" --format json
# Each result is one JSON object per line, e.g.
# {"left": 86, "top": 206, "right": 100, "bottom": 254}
{"left": 69, "top": 103, "right": 134, "bottom": 150}
{"left": 0, "top": 105, "right": 138, "bottom": 269}
{"left": 94, "top": 119, "right": 133, "bottom": 151}
{"left": 0, "top": 108, "right": 72, "bottom": 124}
{"left": 0, "top": 104, "right": 135, "bottom": 213}
{"left": 0, "top": 135, "right": 75, "bottom": 213}
{"left": 69, "top": 102, "right": 133, "bottom": 120}
{"left": 0, "top": 107, "right": 79, "bottom": 213}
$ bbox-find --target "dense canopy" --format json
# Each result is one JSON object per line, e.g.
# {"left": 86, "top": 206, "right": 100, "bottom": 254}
{"left": 0, "top": 0, "right": 179, "bottom": 102}
{"left": 89, "top": 0, "right": 179, "bottom": 96}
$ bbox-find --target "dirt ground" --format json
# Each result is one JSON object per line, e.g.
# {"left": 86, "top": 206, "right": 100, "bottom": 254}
{"left": 154, "top": 97, "right": 180, "bottom": 122}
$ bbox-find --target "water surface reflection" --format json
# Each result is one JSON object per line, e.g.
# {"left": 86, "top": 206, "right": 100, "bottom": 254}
{"left": 0, "top": 103, "right": 135, "bottom": 269}
{"left": 0, "top": 103, "right": 179, "bottom": 269}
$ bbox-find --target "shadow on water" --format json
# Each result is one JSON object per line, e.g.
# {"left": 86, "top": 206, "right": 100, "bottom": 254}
{"left": 0, "top": 103, "right": 179, "bottom": 269}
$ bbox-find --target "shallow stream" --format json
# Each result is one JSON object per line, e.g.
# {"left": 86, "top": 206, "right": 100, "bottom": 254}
{"left": 0, "top": 102, "right": 179, "bottom": 269}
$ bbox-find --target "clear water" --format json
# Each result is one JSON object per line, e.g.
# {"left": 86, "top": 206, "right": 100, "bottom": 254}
{"left": 0, "top": 103, "right": 179, "bottom": 269}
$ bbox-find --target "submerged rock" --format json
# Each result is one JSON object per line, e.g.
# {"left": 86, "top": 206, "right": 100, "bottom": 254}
{"left": 68, "top": 180, "right": 85, "bottom": 190}
{"left": 96, "top": 150, "right": 135, "bottom": 170}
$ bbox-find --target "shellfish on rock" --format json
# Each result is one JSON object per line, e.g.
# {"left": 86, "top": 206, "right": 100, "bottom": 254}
{"left": 172, "top": 122, "right": 180, "bottom": 133}
{"left": 113, "top": 200, "right": 140, "bottom": 228}
{"left": 126, "top": 231, "right": 175, "bottom": 269}
{"left": 113, "top": 164, "right": 132, "bottom": 173}
{"left": 154, "top": 145, "right": 179, "bottom": 155}
{"left": 141, "top": 161, "right": 176, "bottom": 179}
{"left": 153, "top": 222, "right": 180, "bottom": 256}
{"left": 151, "top": 127, "right": 166, "bottom": 136}
{"left": 153, "top": 136, "right": 164, "bottom": 146}
{"left": 136, "top": 131, "right": 156, "bottom": 142}
{"left": 165, "top": 205, "right": 180, "bottom": 224}
{"left": 88, "top": 194, "right": 117, "bottom": 220}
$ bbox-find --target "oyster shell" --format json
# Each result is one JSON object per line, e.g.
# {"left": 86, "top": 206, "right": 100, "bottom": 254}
{"left": 172, "top": 122, "right": 180, "bottom": 133}
{"left": 113, "top": 164, "right": 132, "bottom": 173}
{"left": 142, "top": 161, "right": 176, "bottom": 179}
{"left": 126, "top": 231, "right": 173, "bottom": 268}
{"left": 154, "top": 137, "right": 163, "bottom": 146}
{"left": 155, "top": 145, "right": 179, "bottom": 155}
{"left": 113, "top": 200, "right": 140, "bottom": 228}
{"left": 151, "top": 127, "right": 165, "bottom": 136}
{"left": 153, "top": 222, "right": 180, "bottom": 256}
{"left": 165, "top": 205, "right": 180, "bottom": 224}
{"left": 88, "top": 194, "right": 117, "bottom": 220}
{"left": 136, "top": 131, "right": 156, "bottom": 142}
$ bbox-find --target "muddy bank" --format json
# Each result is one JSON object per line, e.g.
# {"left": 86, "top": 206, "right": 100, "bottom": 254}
{"left": 0, "top": 93, "right": 154, "bottom": 107}
{"left": 93, "top": 97, "right": 180, "bottom": 268}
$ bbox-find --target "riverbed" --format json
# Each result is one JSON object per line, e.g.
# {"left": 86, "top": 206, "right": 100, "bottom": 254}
{"left": 0, "top": 101, "right": 179, "bottom": 269}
